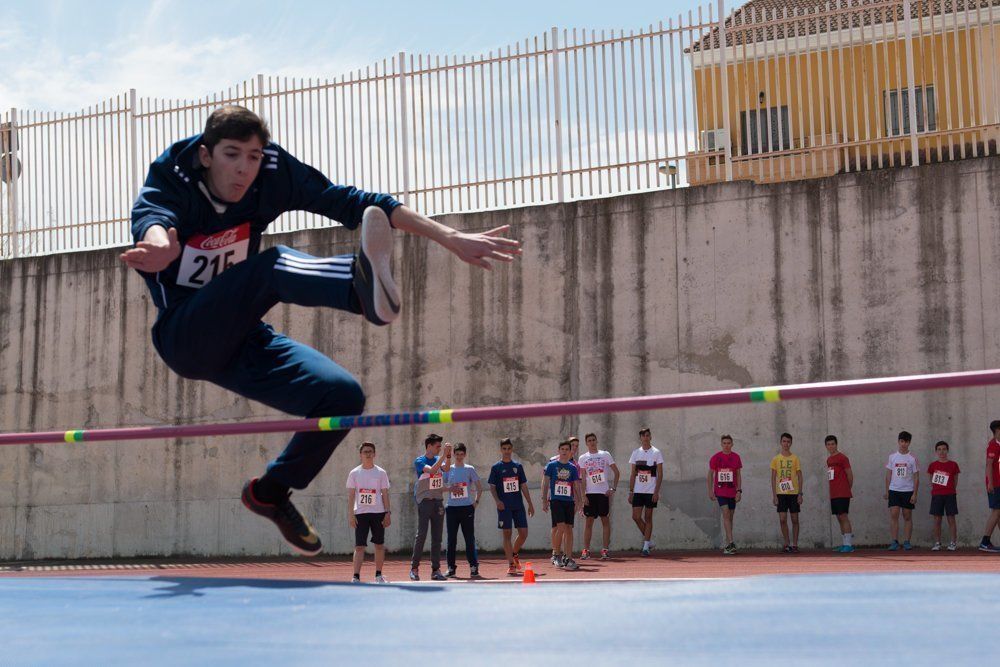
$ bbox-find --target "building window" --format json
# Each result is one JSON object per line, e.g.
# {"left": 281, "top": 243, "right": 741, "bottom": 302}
{"left": 884, "top": 86, "right": 936, "bottom": 136}
{"left": 740, "top": 106, "right": 791, "bottom": 155}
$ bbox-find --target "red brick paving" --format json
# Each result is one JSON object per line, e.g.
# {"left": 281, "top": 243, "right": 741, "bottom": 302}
{"left": 2, "top": 549, "right": 998, "bottom": 582}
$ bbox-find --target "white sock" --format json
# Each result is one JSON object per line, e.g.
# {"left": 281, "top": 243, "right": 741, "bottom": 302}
{"left": 643, "top": 540, "right": 650, "bottom": 549}
{"left": 843, "top": 533, "right": 853, "bottom": 546}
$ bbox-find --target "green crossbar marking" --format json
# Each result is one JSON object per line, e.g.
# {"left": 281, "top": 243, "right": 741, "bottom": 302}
{"left": 64, "top": 430, "right": 84, "bottom": 443}
{"left": 749, "top": 390, "right": 765, "bottom": 403}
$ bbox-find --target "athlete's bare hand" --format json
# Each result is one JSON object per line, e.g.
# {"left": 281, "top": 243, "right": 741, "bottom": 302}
{"left": 443, "top": 225, "right": 521, "bottom": 270}
{"left": 382, "top": 514, "right": 391, "bottom": 528}
{"left": 120, "top": 226, "right": 181, "bottom": 272}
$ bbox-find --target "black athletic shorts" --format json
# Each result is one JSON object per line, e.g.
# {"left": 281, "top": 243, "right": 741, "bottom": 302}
{"left": 830, "top": 497, "right": 851, "bottom": 515}
{"left": 631, "top": 492, "right": 657, "bottom": 509}
{"left": 717, "top": 496, "right": 737, "bottom": 510}
{"left": 550, "top": 499, "right": 576, "bottom": 526}
{"left": 929, "top": 494, "right": 958, "bottom": 517}
{"left": 584, "top": 493, "right": 610, "bottom": 518}
{"left": 354, "top": 512, "right": 386, "bottom": 547}
{"left": 888, "top": 490, "right": 915, "bottom": 510}
{"left": 776, "top": 494, "right": 800, "bottom": 513}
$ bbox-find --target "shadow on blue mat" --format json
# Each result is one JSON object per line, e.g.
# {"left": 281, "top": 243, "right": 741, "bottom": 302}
{"left": 145, "top": 575, "right": 444, "bottom": 598}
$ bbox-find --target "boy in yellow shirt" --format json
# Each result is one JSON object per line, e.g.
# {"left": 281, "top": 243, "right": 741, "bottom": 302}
{"left": 770, "top": 432, "right": 804, "bottom": 553}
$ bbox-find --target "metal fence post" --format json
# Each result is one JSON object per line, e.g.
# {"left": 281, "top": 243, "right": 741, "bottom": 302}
{"left": 901, "top": 0, "right": 920, "bottom": 166}
{"left": 8, "top": 107, "right": 19, "bottom": 259}
{"left": 256, "top": 73, "right": 265, "bottom": 118}
{"left": 717, "top": 0, "right": 734, "bottom": 181}
{"left": 128, "top": 89, "right": 139, "bottom": 202}
{"left": 398, "top": 51, "right": 410, "bottom": 206}
{"left": 550, "top": 27, "right": 565, "bottom": 203}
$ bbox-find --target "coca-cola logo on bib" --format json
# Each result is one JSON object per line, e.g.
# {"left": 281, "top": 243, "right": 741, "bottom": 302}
{"left": 198, "top": 228, "right": 239, "bottom": 250}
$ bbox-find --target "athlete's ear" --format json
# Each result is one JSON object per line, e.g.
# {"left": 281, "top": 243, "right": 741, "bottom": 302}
{"left": 198, "top": 144, "right": 212, "bottom": 169}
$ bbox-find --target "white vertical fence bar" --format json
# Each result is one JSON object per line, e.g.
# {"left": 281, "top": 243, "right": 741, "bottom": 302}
{"left": 3, "top": 3, "right": 1000, "bottom": 259}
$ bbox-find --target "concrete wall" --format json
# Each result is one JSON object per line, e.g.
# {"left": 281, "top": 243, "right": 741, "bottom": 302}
{"left": 2, "top": 157, "right": 999, "bottom": 560}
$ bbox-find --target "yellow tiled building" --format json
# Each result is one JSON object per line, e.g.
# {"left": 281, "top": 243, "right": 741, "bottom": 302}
{"left": 686, "top": 0, "right": 1000, "bottom": 185}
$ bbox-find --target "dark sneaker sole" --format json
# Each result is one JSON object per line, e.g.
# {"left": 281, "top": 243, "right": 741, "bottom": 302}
{"left": 240, "top": 481, "right": 322, "bottom": 556}
{"left": 354, "top": 207, "right": 400, "bottom": 326}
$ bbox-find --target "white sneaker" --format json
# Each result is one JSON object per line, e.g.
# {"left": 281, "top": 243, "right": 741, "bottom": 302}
{"left": 354, "top": 207, "right": 401, "bottom": 326}
{"left": 931, "top": 542, "right": 941, "bottom": 551}
{"left": 374, "top": 575, "right": 388, "bottom": 584}
{"left": 947, "top": 542, "right": 958, "bottom": 551}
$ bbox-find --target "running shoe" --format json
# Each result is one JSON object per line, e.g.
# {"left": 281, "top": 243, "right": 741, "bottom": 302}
{"left": 431, "top": 570, "right": 447, "bottom": 581}
{"left": 374, "top": 575, "right": 388, "bottom": 584}
{"left": 551, "top": 554, "right": 562, "bottom": 567}
{"left": 241, "top": 479, "right": 322, "bottom": 556}
{"left": 839, "top": 545, "right": 855, "bottom": 553}
{"left": 445, "top": 567, "right": 457, "bottom": 578}
{"left": 978, "top": 541, "right": 1000, "bottom": 553}
{"left": 888, "top": 540, "right": 900, "bottom": 551}
{"left": 353, "top": 206, "right": 401, "bottom": 326}
{"left": 781, "top": 545, "right": 793, "bottom": 554}
{"left": 790, "top": 546, "right": 800, "bottom": 554}
{"left": 931, "top": 542, "right": 941, "bottom": 551}
{"left": 351, "top": 575, "right": 361, "bottom": 584}
{"left": 580, "top": 549, "right": 591, "bottom": 560}
{"left": 641, "top": 547, "right": 651, "bottom": 557}
{"left": 409, "top": 569, "right": 420, "bottom": 581}
{"left": 507, "top": 564, "right": 520, "bottom": 576}
{"left": 600, "top": 549, "right": 610, "bottom": 560}
{"left": 512, "top": 555, "right": 522, "bottom": 572}
{"left": 723, "top": 543, "right": 737, "bottom": 555}
{"left": 470, "top": 565, "right": 480, "bottom": 578}
{"left": 562, "top": 558, "right": 580, "bottom": 571}
{"left": 902, "top": 541, "right": 913, "bottom": 551}
{"left": 947, "top": 542, "right": 958, "bottom": 551}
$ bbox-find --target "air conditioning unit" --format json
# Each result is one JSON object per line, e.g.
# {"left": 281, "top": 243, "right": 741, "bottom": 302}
{"left": 701, "top": 129, "right": 728, "bottom": 152}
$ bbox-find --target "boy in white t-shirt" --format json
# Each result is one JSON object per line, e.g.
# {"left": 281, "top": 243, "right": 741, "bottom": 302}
{"left": 346, "top": 442, "right": 392, "bottom": 583}
{"left": 628, "top": 427, "right": 664, "bottom": 556}
{"left": 884, "top": 430, "right": 919, "bottom": 551}
{"left": 578, "top": 433, "right": 621, "bottom": 560}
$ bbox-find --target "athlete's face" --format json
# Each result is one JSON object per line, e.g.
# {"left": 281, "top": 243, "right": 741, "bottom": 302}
{"left": 360, "top": 446, "right": 376, "bottom": 462}
{"left": 824, "top": 440, "right": 837, "bottom": 455}
{"left": 585, "top": 436, "right": 598, "bottom": 452}
{"left": 455, "top": 450, "right": 466, "bottom": 464}
{"left": 639, "top": 432, "right": 651, "bottom": 448}
{"left": 780, "top": 436, "right": 792, "bottom": 452}
{"left": 935, "top": 444, "right": 949, "bottom": 461}
{"left": 200, "top": 137, "right": 264, "bottom": 203}
{"left": 500, "top": 443, "right": 513, "bottom": 461}
{"left": 722, "top": 438, "right": 733, "bottom": 453}
{"left": 898, "top": 439, "right": 910, "bottom": 453}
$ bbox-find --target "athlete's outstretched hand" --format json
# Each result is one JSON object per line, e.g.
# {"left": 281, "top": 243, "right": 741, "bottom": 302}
{"left": 389, "top": 206, "right": 521, "bottom": 270}
{"left": 120, "top": 226, "right": 181, "bottom": 272}
{"left": 442, "top": 225, "right": 521, "bottom": 270}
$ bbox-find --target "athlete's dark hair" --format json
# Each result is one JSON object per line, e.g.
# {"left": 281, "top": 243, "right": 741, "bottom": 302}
{"left": 639, "top": 427, "right": 651, "bottom": 437}
{"left": 898, "top": 430, "right": 912, "bottom": 442}
{"left": 825, "top": 435, "right": 838, "bottom": 445}
{"left": 424, "top": 433, "right": 443, "bottom": 446}
{"left": 558, "top": 440, "right": 572, "bottom": 450}
{"left": 721, "top": 434, "right": 733, "bottom": 443}
{"left": 584, "top": 433, "right": 597, "bottom": 441}
{"left": 567, "top": 436, "right": 579, "bottom": 443}
{"left": 780, "top": 432, "right": 793, "bottom": 442}
{"left": 499, "top": 437, "right": 513, "bottom": 447}
{"left": 991, "top": 420, "right": 1000, "bottom": 434}
{"left": 454, "top": 443, "right": 467, "bottom": 454}
{"left": 935, "top": 440, "right": 949, "bottom": 450}
{"left": 202, "top": 105, "right": 270, "bottom": 153}
{"left": 359, "top": 441, "right": 376, "bottom": 453}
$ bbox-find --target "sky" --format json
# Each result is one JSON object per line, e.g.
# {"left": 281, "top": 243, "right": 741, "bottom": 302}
{"left": 2, "top": 0, "right": 701, "bottom": 112}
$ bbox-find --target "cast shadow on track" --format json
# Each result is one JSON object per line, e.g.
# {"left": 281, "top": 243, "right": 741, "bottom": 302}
{"left": 143, "top": 576, "right": 446, "bottom": 598}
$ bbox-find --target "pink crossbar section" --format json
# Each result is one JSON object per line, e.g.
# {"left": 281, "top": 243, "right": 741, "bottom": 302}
{"left": 1, "top": 368, "right": 999, "bottom": 446}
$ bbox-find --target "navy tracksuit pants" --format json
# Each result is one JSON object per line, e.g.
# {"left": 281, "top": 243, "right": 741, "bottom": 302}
{"left": 151, "top": 245, "right": 365, "bottom": 489}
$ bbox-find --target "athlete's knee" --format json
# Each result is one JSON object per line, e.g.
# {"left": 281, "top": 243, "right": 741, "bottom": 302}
{"left": 314, "top": 376, "right": 366, "bottom": 416}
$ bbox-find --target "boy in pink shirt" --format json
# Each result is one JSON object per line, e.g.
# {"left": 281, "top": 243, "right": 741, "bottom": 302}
{"left": 708, "top": 434, "right": 743, "bottom": 555}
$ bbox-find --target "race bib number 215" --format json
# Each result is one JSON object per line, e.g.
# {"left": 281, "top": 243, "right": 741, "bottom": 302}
{"left": 177, "top": 223, "right": 250, "bottom": 288}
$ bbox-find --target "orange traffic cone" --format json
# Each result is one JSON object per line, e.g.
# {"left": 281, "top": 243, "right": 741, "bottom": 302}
{"left": 522, "top": 562, "right": 536, "bottom": 584}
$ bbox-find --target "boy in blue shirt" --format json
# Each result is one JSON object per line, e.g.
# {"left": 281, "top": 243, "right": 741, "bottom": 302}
{"left": 122, "top": 106, "right": 519, "bottom": 556}
{"left": 444, "top": 443, "right": 484, "bottom": 578}
{"left": 410, "top": 434, "right": 451, "bottom": 581}
{"left": 488, "top": 438, "right": 535, "bottom": 576}
{"left": 543, "top": 440, "right": 583, "bottom": 571}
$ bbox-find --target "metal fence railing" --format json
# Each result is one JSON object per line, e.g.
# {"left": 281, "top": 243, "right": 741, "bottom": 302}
{"left": 2, "top": 0, "right": 998, "bottom": 259}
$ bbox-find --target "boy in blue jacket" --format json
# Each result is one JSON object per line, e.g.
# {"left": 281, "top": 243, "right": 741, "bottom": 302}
{"left": 121, "top": 105, "right": 519, "bottom": 555}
